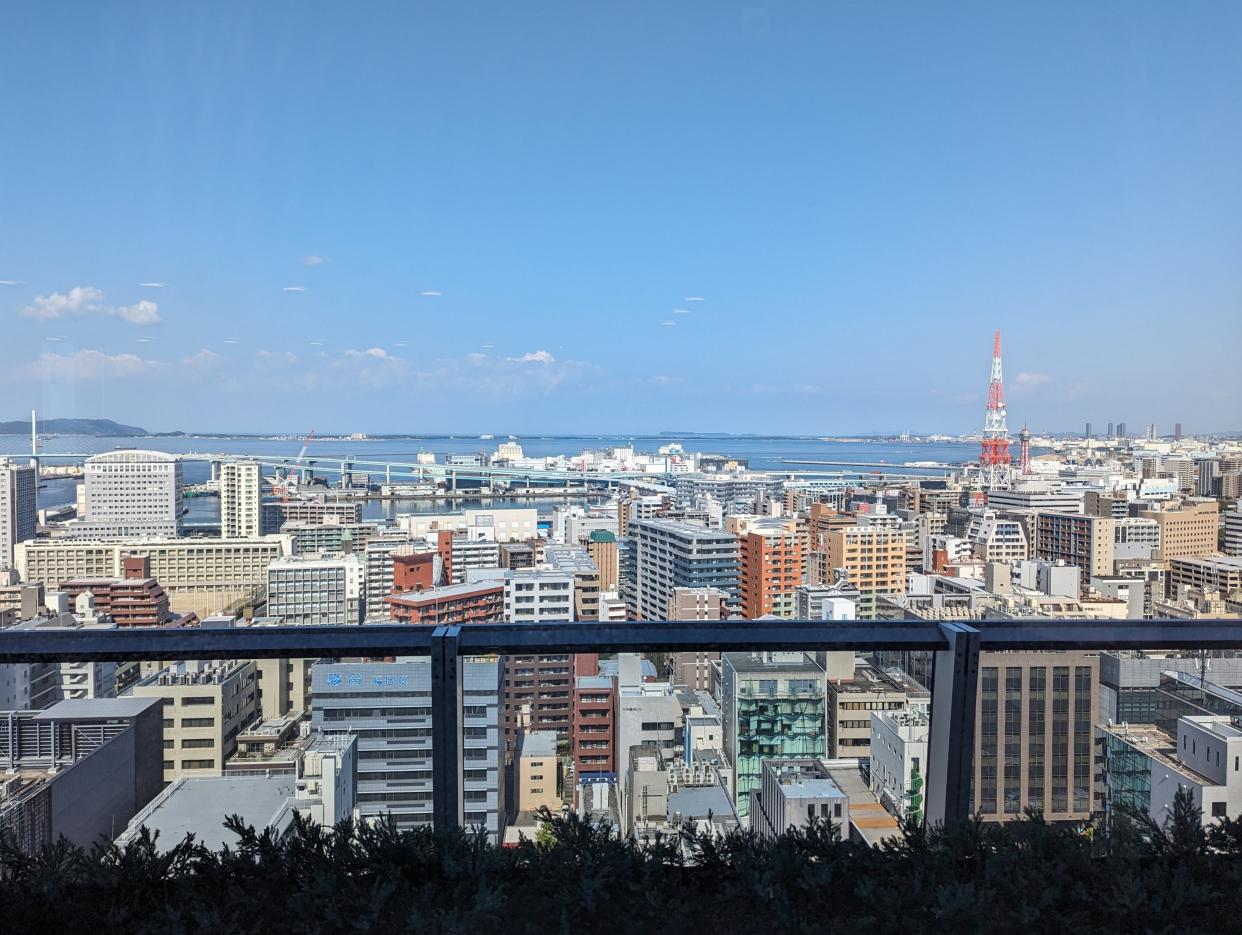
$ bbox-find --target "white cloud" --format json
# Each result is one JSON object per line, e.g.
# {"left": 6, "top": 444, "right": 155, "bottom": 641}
{"left": 395, "top": 341, "right": 408, "bottom": 347}
{"left": 505, "top": 350, "right": 555, "bottom": 364}
{"left": 0, "top": 280, "right": 20, "bottom": 286}
{"left": 20, "top": 286, "right": 105, "bottom": 320}
{"left": 684, "top": 296, "right": 705, "bottom": 301}
{"left": 302, "top": 255, "right": 328, "bottom": 267}
{"left": 183, "top": 348, "right": 221, "bottom": 369}
{"left": 282, "top": 286, "right": 306, "bottom": 292}
{"left": 222, "top": 338, "right": 240, "bottom": 344}
{"left": 346, "top": 347, "right": 393, "bottom": 360}
{"left": 660, "top": 320, "right": 676, "bottom": 326}
{"left": 135, "top": 337, "right": 152, "bottom": 343}
{"left": 19, "top": 286, "right": 160, "bottom": 325}
{"left": 139, "top": 282, "right": 165, "bottom": 288}
{"left": 24, "top": 349, "right": 159, "bottom": 381}
{"left": 481, "top": 343, "right": 496, "bottom": 349}
{"left": 309, "top": 340, "right": 324, "bottom": 346}
{"left": 45, "top": 336, "right": 62, "bottom": 342}
{"left": 672, "top": 308, "right": 690, "bottom": 314}
{"left": 1014, "top": 372, "right": 1052, "bottom": 389}
{"left": 420, "top": 290, "right": 442, "bottom": 297}
{"left": 116, "top": 299, "right": 160, "bottom": 324}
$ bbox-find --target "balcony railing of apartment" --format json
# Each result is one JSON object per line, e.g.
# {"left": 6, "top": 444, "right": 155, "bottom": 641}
{"left": 3, "top": 618, "right": 1242, "bottom": 830}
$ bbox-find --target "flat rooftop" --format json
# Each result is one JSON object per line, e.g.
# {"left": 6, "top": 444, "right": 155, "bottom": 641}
{"left": 1099, "top": 723, "right": 1215, "bottom": 787}
{"left": 725, "top": 652, "right": 824, "bottom": 675}
{"left": 120, "top": 775, "right": 296, "bottom": 851}
{"left": 517, "top": 731, "right": 558, "bottom": 757}
{"left": 34, "top": 697, "right": 160, "bottom": 720}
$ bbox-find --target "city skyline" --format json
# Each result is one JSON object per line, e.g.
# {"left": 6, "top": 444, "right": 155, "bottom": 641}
{"left": 3, "top": 2, "right": 1240, "bottom": 433}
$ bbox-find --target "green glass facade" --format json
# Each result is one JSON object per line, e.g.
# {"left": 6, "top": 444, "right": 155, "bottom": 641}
{"left": 732, "top": 682, "right": 827, "bottom": 820}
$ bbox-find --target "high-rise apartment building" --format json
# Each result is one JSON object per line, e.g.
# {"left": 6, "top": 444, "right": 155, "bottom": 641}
{"left": 1035, "top": 512, "right": 1115, "bottom": 579}
{"left": 0, "top": 458, "right": 37, "bottom": 572}
{"left": 972, "top": 651, "right": 1099, "bottom": 822}
{"left": 82, "top": 450, "right": 183, "bottom": 537}
{"left": 825, "top": 662, "right": 927, "bottom": 758}
{"left": 219, "top": 460, "right": 262, "bottom": 538}
{"left": 739, "top": 524, "right": 805, "bottom": 618}
{"left": 266, "top": 554, "right": 363, "bottom": 626}
{"left": 628, "top": 518, "right": 738, "bottom": 620}
{"left": 132, "top": 660, "right": 260, "bottom": 783}
{"left": 570, "top": 673, "right": 617, "bottom": 778}
{"left": 311, "top": 658, "right": 502, "bottom": 839}
{"left": 823, "top": 526, "right": 907, "bottom": 618}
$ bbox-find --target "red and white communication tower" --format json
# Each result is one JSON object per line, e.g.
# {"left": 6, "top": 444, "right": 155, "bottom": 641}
{"left": 979, "top": 330, "right": 1012, "bottom": 488}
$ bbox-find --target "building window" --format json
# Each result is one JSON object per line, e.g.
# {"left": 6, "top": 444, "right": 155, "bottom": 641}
{"left": 1212, "top": 802, "right": 1228, "bottom": 819}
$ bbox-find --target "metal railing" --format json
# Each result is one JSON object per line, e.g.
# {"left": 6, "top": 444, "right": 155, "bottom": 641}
{"left": 3, "top": 618, "right": 1242, "bottom": 829}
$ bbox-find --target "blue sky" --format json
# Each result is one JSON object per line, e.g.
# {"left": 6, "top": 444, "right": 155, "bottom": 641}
{"left": 2, "top": 1, "right": 1239, "bottom": 434}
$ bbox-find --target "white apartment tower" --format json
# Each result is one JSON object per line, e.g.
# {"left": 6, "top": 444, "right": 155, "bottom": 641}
{"left": 0, "top": 458, "right": 37, "bottom": 571}
{"left": 83, "top": 449, "right": 183, "bottom": 537}
{"left": 219, "top": 460, "right": 262, "bottom": 538}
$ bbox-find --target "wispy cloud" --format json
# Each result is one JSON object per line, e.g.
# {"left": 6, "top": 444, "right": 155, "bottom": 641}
{"left": 182, "top": 349, "right": 221, "bottom": 371}
{"left": 282, "top": 286, "right": 306, "bottom": 292}
{"left": 19, "top": 286, "right": 160, "bottom": 325}
{"left": 748, "top": 382, "right": 824, "bottom": 396}
{"left": 420, "top": 290, "right": 442, "bottom": 297}
{"left": 0, "top": 280, "right": 21, "bottom": 286}
{"left": 684, "top": 296, "right": 705, "bottom": 302}
{"left": 222, "top": 338, "right": 240, "bottom": 345}
{"left": 135, "top": 337, "right": 152, "bottom": 343}
{"left": 660, "top": 320, "right": 676, "bottom": 326}
{"left": 671, "top": 308, "right": 691, "bottom": 315}
{"left": 139, "top": 282, "right": 165, "bottom": 288}
{"left": 395, "top": 341, "right": 408, "bottom": 347}
{"left": 21, "top": 349, "right": 160, "bottom": 381}
{"left": 481, "top": 343, "right": 496, "bottom": 349}
{"left": 301, "top": 255, "right": 328, "bottom": 267}
{"left": 257, "top": 349, "right": 299, "bottom": 365}
{"left": 45, "top": 336, "right": 62, "bottom": 342}
{"left": 309, "top": 340, "right": 324, "bottom": 347}
{"left": 1014, "top": 372, "right": 1052, "bottom": 388}
{"left": 505, "top": 349, "right": 556, "bottom": 364}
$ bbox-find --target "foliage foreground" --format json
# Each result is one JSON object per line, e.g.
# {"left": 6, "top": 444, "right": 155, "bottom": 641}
{"left": 2, "top": 798, "right": 1241, "bottom": 934}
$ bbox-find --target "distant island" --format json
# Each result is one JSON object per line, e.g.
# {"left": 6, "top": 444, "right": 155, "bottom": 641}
{"left": 0, "top": 417, "right": 149, "bottom": 436}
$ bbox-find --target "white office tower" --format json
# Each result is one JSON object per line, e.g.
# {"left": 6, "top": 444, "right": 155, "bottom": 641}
{"left": 82, "top": 449, "right": 183, "bottom": 537}
{"left": 267, "top": 554, "right": 364, "bottom": 626}
{"left": 220, "top": 460, "right": 262, "bottom": 538}
{"left": 0, "top": 457, "right": 37, "bottom": 570}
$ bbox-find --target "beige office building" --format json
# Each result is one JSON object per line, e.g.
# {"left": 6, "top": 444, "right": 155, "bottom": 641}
{"left": 514, "top": 730, "right": 560, "bottom": 813}
{"left": 17, "top": 535, "right": 291, "bottom": 617}
{"left": 972, "top": 651, "right": 1099, "bottom": 823}
{"left": 1138, "top": 501, "right": 1219, "bottom": 560}
{"left": 133, "top": 660, "right": 260, "bottom": 783}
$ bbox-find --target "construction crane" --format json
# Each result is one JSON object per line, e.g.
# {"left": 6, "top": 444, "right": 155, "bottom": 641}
{"left": 271, "top": 429, "right": 315, "bottom": 498}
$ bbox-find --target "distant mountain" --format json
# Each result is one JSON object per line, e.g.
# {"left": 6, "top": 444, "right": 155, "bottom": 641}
{"left": 0, "top": 417, "right": 148, "bottom": 436}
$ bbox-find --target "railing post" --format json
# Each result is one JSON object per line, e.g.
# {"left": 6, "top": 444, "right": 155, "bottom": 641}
{"left": 925, "top": 622, "right": 980, "bottom": 828}
{"left": 431, "top": 625, "right": 463, "bottom": 830}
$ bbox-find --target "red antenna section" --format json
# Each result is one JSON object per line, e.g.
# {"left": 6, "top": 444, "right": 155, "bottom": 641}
{"left": 979, "top": 329, "right": 1012, "bottom": 488}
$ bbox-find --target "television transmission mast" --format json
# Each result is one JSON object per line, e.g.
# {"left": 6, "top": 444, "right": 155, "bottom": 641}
{"left": 979, "top": 330, "right": 1012, "bottom": 489}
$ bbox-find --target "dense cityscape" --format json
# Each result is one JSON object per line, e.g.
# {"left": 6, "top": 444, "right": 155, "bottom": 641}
{"left": 1, "top": 324, "right": 1240, "bottom": 854}
{"left": 3, "top": 2, "right": 1241, "bottom": 929}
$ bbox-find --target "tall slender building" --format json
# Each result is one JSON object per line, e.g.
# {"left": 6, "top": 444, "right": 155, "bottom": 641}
{"left": 0, "top": 458, "right": 37, "bottom": 571}
{"left": 979, "top": 330, "right": 1012, "bottom": 489}
{"left": 219, "top": 460, "right": 262, "bottom": 538}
